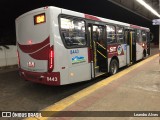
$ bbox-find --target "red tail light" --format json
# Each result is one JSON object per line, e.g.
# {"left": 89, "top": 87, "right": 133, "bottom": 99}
{"left": 48, "top": 46, "right": 54, "bottom": 72}
{"left": 17, "top": 50, "right": 20, "bottom": 67}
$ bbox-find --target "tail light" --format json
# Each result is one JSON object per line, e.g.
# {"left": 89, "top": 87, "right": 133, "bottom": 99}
{"left": 17, "top": 50, "right": 20, "bottom": 67}
{"left": 48, "top": 46, "right": 54, "bottom": 72}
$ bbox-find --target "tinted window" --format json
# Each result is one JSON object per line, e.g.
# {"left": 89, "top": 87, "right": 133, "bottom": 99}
{"left": 142, "top": 30, "right": 147, "bottom": 42}
{"left": 125, "top": 30, "right": 129, "bottom": 44}
{"left": 117, "top": 26, "right": 124, "bottom": 43}
{"left": 93, "top": 26, "right": 104, "bottom": 43}
{"left": 60, "top": 17, "right": 86, "bottom": 48}
{"left": 106, "top": 25, "right": 116, "bottom": 44}
{"left": 136, "top": 29, "right": 142, "bottom": 42}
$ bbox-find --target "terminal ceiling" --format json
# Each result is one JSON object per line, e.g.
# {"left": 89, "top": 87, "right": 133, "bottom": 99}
{"left": 108, "top": 0, "right": 159, "bottom": 21}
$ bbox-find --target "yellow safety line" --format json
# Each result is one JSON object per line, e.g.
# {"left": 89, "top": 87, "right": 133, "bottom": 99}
{"left": 25, "top": 54, "right": 158, "bottom": 120}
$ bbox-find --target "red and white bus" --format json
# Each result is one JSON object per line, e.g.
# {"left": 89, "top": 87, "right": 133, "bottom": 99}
{"left": 15, "top": 6, "right": 151, "bottom": 86}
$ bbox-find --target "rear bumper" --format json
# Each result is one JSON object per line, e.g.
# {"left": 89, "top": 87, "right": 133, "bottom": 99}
{"left": 19, "top": 68, "right": 60, "bottom": 86}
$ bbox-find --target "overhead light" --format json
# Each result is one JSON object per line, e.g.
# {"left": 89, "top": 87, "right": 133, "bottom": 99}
{"left": 136, "top": 0, "right": 160, "bottom": 18}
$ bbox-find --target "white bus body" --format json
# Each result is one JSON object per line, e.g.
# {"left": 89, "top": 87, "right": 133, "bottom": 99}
{"left": 16, "top": 6, "right": 150, "bottom": 86}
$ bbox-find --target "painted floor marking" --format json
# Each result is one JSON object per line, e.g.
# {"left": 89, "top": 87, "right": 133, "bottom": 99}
{"left": 25, "top": 54, "right": 158, "bottom": 120}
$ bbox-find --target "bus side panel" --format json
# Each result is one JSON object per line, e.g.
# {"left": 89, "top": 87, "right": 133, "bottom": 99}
{"left": 108, "top": 44, "right": 127, "bottom": 70}
{"left": 55, "top": 9, "right": 91, "bottom": 85}
{"left": 68, "top": 48, "right": 91, "bottom": 84}
{"left": 69, "top": 63, "right": 91, "bottom": 84}
{"left": 50, "top": 7, "right": 70, "bottom": 85}
{"left": 118, "top": 44, "right": 127, "bottom": 68}
{"left": 136, "top": 43, "right": 143, "bottom": 61}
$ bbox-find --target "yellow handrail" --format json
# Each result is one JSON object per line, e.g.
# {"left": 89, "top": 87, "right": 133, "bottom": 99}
{"left": 96, "top": 42, "right": 106, "bottom": 50}
{"left": 97, "top": 50, "right": 107, "bottom": 58}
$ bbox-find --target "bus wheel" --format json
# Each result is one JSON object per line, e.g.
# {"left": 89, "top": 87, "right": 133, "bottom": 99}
{"left": 109, "top": 59, "right": 119, "bottom": 75}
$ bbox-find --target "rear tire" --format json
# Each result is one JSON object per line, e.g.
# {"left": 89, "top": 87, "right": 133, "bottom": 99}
{"left": 109, "top": 59, "right": 119, "bottom": 75}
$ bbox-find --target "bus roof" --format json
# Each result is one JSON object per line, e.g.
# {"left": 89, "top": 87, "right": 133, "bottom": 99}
{"left": 61, "top": 6, "right": 150, "bottom": 31}
{"left": 16, "top": 6, "right": 150, "bottom": 32}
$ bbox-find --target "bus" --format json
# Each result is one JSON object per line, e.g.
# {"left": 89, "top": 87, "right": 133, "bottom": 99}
{"left": 15, "top": 6, "right": 151, "bottom": 86}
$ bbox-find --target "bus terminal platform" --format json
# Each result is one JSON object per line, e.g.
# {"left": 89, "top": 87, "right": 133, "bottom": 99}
{"left": 26, "top": 52, "right": 160, "bottom": 120}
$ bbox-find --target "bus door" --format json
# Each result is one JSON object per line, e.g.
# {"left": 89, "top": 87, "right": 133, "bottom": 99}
{"left": 88, "top": 24, "right": 108, "bottom": 78}
{"left": 125, "top": 30, "right": 136, "bottom": 64}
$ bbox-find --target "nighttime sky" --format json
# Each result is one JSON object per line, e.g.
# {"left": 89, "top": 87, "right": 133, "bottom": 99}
{"left": 0, "top": 0, "right": 158, "bottom": 44}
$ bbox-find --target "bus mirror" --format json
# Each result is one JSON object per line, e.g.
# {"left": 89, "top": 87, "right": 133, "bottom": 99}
{"left": 150, "top": 33, "right": 154, "bottom": 42}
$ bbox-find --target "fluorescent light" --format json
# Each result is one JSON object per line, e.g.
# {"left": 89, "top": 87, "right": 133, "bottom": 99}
{"left": 136, "top": 0, "right": 160, "bottom": 18}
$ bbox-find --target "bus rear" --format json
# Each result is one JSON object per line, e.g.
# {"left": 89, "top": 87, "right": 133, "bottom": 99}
{"left": 16, "top": 7, "right": 60, "bottom": 85}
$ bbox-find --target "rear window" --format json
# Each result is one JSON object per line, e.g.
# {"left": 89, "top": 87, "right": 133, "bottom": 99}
{"left": 60, "top": 17, "right": 87, "bottom": 48}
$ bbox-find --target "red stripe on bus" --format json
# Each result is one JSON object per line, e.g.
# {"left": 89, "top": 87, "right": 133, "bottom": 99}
{"left": 29, "top": 44, "right": 50, "bottom": 60}
{"left": 18, "top": 36, "right": 50, "bottom": 53}
{"left": 85, "top": 14, "right": 101, "bottom": 21}
{"left": 107, "top": 44, "right": 125, "bottom": 58}
{"left": 88, "top": 48, "right": 91, "bottom": 63}
{"left": 130, "top": 25, "right": 149, "bottom": 31}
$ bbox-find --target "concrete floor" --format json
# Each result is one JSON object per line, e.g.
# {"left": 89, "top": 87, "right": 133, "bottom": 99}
{"left": 0, "top": 47, "right": 159, "bottom": 120}
{"left": 47, "top": 52, "right": 160, "bottom": 120}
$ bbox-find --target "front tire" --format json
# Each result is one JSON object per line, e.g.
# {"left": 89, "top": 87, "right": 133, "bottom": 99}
{"left": 109, "top": 59, "right": 119, "bottom": 75}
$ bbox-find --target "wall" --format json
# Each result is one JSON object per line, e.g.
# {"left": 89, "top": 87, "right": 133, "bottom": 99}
{"left": 0, "top": 45, "right": 18, "bottom": 67}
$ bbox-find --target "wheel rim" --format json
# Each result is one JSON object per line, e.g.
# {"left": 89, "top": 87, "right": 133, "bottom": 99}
{"left": 111, "top": 62, "right": 117, "bottom": 74}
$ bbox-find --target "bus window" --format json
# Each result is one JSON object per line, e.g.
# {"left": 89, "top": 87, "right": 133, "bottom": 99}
{"left": 142, "top": 30, "right": 147, "bottom": 42}
{"left": 117, "top": 26, "right": 124, "bottom": 44}
{"left": 93, "top": 26, "right": 104, "bottom": 45}
{"left": 106, "top": 25, "right": 116, "bottom": 44}
{"left": 60, "top": 17, "right": 86, "bottom": 48}
{"left": 136, "top": 29, "right": 142, "bottom": 42}
{"left": 124, "top": 30, "right": 129, "bottom": 44}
